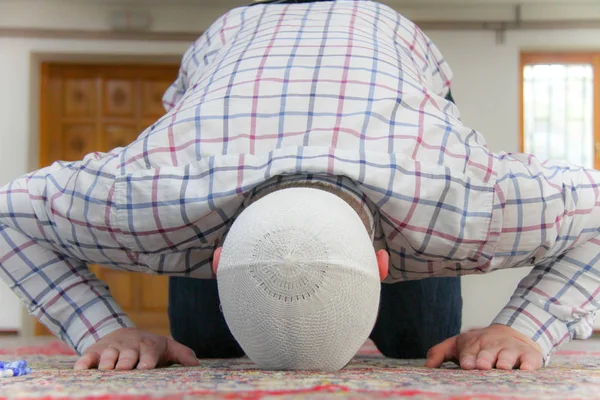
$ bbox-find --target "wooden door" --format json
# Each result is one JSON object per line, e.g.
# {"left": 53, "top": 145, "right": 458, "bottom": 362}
{"left": 37, "top": 63, "right": 180, "bottom": 337}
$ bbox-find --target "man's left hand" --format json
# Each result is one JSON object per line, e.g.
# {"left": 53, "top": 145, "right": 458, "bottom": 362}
{"left": 425, "top": 324, "right": 544, "bottom": 370}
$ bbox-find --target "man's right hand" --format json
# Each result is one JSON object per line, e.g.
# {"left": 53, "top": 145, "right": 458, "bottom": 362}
{"left": 73, "top": 328, "right": 200, "bottom": 371}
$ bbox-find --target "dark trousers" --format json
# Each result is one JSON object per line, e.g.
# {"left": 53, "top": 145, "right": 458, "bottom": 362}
{"left": 168, "top": 275, "right": 462, "bottom": 359}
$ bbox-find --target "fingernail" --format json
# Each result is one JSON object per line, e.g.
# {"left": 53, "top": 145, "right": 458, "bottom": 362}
{"left": 461, "top": 358, "right": 475, "bottom": 368}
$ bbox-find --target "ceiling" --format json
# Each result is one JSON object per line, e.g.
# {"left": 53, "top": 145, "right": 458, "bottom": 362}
{"left": 64, "top": 0, "right": 600, "bottom": 5}
{"left": 60, "top": 0, "right": 600, "bottom": 26}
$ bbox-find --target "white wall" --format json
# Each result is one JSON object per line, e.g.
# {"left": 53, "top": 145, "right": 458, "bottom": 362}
{"left": 0, "top": 0, "right": 225, "bottom": 31}
{"left": 1, "top": 1, "right": 600, "bottom": 333}
{"left": 2, "top": 0, "right": 599, "bottom": 32}
{"left": 428, "top": 29, "right": 600, "bottom": 330}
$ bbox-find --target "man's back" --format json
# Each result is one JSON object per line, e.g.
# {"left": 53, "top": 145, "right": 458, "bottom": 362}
{"left": 140, "top": 0, "right": 491, "bottom": 178}
{"left": 1, "top": 0, "right": 500, "bottom": 282}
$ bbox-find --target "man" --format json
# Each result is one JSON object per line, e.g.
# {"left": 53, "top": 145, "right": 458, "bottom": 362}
{"left": 1, "top": 0, "right": 598, "bottom": 372}
{"left": 168, "top": 0, "right": 461, "bottom": 367}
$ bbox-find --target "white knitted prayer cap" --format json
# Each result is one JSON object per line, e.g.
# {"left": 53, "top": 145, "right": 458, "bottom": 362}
{"left": 217, "top": 187, "right": 381, "bottom": 371}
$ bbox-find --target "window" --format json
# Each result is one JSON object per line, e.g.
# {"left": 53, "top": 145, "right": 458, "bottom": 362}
{"left": 521, "top": 54, "right": 599, "bottom": 169}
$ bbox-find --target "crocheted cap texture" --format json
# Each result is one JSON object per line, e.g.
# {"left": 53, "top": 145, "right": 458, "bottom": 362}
{"left": 217, "top": 188, "right": 380, "bottom": 371}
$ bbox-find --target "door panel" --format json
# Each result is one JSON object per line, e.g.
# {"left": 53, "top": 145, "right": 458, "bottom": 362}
{"left": 104, "top": 80, "right": 136, "bottom": 117}
{"left": 104, "top": 124, "right": 139, "bottom": 151}
{"left": 63, "top": 78, "right": 96, "bottom": 117}
{"left": 140, "top": 274, "right": 170, "bottom": 311}
{"left": 141, "top": 80, "right": 173, "bottom": 117}
{"left": 38, "top": 63, "right": 179, "bottom": 337}
{"left": 62, "top": 124, "right": 97, "bottom": 161}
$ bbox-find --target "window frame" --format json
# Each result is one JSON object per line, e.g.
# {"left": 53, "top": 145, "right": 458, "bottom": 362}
{"left": 520, "top": 52, "right": 600, "bottom": 170}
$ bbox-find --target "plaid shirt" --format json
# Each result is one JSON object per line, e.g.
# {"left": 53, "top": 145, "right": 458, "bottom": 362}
{"left": 1, "top": 0, "right": 599, "bottom": 363}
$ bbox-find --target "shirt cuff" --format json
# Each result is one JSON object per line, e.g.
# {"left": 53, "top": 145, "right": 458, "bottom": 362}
{"left": 492, "top": 299, "right": 572, "bottom": 367}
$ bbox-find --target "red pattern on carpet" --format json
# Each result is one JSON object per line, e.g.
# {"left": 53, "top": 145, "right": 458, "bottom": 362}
{"left": 1, "top": 340, "right": 599, "bottom": 400}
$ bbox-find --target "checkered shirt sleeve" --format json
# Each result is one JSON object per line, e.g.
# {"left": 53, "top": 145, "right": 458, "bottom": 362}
{"left": 489, "top": 155, "right": 600, "bottom": 364}
{"left": 0, "top": 161, "right": 135, "bottom": 354}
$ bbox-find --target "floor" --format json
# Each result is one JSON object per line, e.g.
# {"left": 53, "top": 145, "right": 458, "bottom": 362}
{"left": 0, "top": 335, "right": 56, "bottom": 349}
{"left": 0, "top": 334, "right": 597, "bottom": 353}
{"left": 1, "top": 336, "right": 599, "bottom": 400}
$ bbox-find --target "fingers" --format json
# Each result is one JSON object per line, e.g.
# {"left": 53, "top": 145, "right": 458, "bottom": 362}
{"left": 75, "top": 348, "right": 122, "bottom": 371}
{"left": 74, "top": 351, "right": 100, "bottom": 370}
{"left": 496, "top": 349, "right": 520, "bottom": 370}
{"left": 425, "top": 336, "right": 457, "bottom": 368}
{"left": 457, "top": 339, "right": 544, "bottom": 371}
{"left": 115, "top": 348, "right": 140, "bottom": 371}
{"left": 458, "top": 341, "right": 480, "bottom": 370}
{"left": 164, "top": 339, "right": 200, "bottom": 367}
{"left": 71, "top": 329, "right": 200, "bottom": 372}
{"left": 474, "top": 349, "right": 499, "bottom": 370}
{"left": 519, "top": 351, "right": 544, "bottom": 371}
{"left": 137, "top": 336, "right": 163, "bottom": 370}
{"left": 137, "top": 337, "right": 199, "bottom": 369}
{"left": 98, "top": 347, "right": 120, "bottom": 370}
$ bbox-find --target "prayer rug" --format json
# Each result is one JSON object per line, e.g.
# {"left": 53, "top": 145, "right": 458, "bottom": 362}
{"left": 1, "top": 339, "right": 599, "bottom": 399}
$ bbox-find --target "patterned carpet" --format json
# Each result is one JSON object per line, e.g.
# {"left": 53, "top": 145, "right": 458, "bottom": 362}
{"left": 1, "top": 339, "right": 600, "bottom": 399}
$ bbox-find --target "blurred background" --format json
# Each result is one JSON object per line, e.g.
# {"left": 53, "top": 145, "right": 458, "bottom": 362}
{"left": 1, "top": 0, "right": 599, "bottom": 338}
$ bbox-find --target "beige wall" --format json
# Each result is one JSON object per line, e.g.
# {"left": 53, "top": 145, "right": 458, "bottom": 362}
{"left": 2, "top": 0, "right": 600, "bottom": 33}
